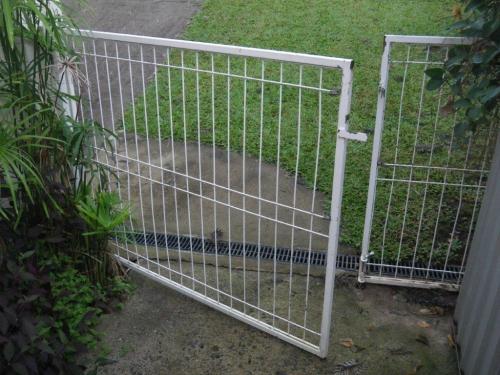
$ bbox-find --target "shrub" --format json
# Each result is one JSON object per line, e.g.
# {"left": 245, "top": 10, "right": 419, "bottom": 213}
{"left": 0, "top": 251, "right": 87, "bottom": 374}
{"left": 425, "top": 0, "right": 499, "bottom": 135}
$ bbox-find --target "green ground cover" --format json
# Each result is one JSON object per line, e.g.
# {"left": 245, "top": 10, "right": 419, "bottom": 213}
{"left": 122, "top": 0, "right": 488, "bottom": 264}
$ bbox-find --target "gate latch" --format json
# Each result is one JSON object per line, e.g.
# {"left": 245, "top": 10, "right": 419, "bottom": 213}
{"left": 338, "top": 129, "right": 368, "bottom": 142}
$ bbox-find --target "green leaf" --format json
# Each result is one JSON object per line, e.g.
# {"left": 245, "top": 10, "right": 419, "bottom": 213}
{"left": 454, "top": 98, "right": 470, "bottom": 109}
{"left": 11, "top": 363, "right": 29, "bottom": 375}
{"left": 3, "top": 340, "right": 15, "bottom": 361}
{"left": 482, "top": 46, "right": 500, "bottom": 63}
{"left": 454, "top": 122, "right": 471, "bottom": 138}
{"left": 1, "top": 0, "right": 14, "bottom": 49}
{"left": 467, "top": 86, "right": 484, "bottom": 99}
{"left": 481, "top": 86, "right": 500, "bottom": 103}
{"left": 467, "top": 106, "right": 482, "bottom": 121}
{"left": 0, "top": 313, "right": 8, "bottom": 334}
{"left": 465, "top": 0, "right": 482, "bottom": 13}
{"left": 424, "top": 68, "right": 444, "bottom": 79}
{"left": 472, "top": 52, "right": 484, "bottom": 64}
{"left": 426, "top": 78, "right": 443, "bottom": 91}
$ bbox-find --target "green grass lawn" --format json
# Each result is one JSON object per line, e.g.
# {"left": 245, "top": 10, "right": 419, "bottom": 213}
{"left": 122, "top": 0, "right": 487, "bottom": 264}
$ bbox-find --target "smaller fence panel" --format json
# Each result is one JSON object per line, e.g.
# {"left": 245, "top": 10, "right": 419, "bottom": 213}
{"left": 360, "top": 35, "right": 498, "bottom": 290}
{"left": 70, "top": 30, "right": 357, "bottom": 357}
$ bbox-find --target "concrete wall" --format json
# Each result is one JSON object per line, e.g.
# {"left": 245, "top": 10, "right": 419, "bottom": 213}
{"left": 454, "top": 133, "right": 500, "bottom": 375}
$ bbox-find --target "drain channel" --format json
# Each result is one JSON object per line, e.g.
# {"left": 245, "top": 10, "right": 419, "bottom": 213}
{"left": 121, "top": 232, "right": 462, "bottom": 282}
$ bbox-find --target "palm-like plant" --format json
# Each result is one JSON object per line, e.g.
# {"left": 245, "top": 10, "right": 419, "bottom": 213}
{"left": 0, "top": 0, "right": 128, "bottom": 284}
{"left": 76, "top": 188, "right": 129, "bottom": 285}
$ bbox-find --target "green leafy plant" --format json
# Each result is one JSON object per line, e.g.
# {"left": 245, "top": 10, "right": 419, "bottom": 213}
{"left": 76, "top": 189, "right": 130, "bottom": 285}
{"left": 1, "top": 0, "right": 132, "bottom": 372}
{"left": 425, "top": 0, "right": 499, "bottom": 136}
{"left": 0, "top": 251, "right": 87, "bottom": 374}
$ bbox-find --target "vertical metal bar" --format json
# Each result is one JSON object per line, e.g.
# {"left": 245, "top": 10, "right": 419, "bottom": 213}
{"left": 210, "top": 53, "right": 220, "bottom": 300}
{"left": 195, "top": 52, "right": 208, "bottom": 294}
{"left": 180, "top": 50, "right": 196, "bottom": 289}
{"left": 153, "top": 46, "right": 173, "bottom": 277}
{"left": 91, "top": 40, "right": 112, "bottom": 185}
{"left": 103, "top": 40, "right": 130, "bottom": 259}
{"left": 114, "top": 41, "right": 139, "bottom": 260}
{"left": 319, "top": 62, "right": 353, "bottom": 358}
{"left": 165, "top": 47, "right": 184, "bottom": 284}
{"left": 272, "top": 62, "right": 284, "bottom": 328}
{"left": 359, "top": 38, "right": 392, "bottom": 281}
{"left": 303, "top": 68, "right": 323, "bottom": 335}
{"left": 127, "top": 43, "right": 150, "bottom": 269}
{"left": 226, "top": 55, "right": 233, "bottom": 306}
{"left": 257, "top": 60, "right": 265, "bottom": 318}
{"left": 287, "top": 65, "right": 303, "bottom": 332}
{"left": 81, "top": 41, "right": 102, "bottom": 189}
{"left": 242, "top": 58, "right": 248, "bottom": 312}
{"left": 140, "top": 45, "right": 161, "bottom": 272}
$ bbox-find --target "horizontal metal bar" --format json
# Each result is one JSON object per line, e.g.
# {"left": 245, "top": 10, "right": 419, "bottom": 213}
{"left": 116, "top": 256, "right": 323, "bottom": 355}
{"left": 381, "top": 163, "right": 489, "bottom": 174}
{"left": 359, "top": 274, "right": 459, "bottom": 292}
{"left": 377, "top": 177, "right": 486, "bottom": 189}
{"left": 77, "top": 51, "right": 332, "bottom": 93}
{"left": 390, "top": 60, "right": 445, "bottom": 65}
{"left": 385, "top": 35, "right": 475, "bottom": 46}
{"left": 337, "top": 129, "right": 367, "bottom": 142}
{"left": 76, "top": 30, "right": 352, "bottom": 70}
{"left": 366, "top": 262, "right": 463, "bottom": 275}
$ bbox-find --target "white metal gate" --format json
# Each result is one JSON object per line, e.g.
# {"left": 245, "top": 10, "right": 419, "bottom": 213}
{"left": 71, "top": 30, "right": 366, "bottom": 357}
{"left": 359, "top": 35, "right": 498, "bottom": 291}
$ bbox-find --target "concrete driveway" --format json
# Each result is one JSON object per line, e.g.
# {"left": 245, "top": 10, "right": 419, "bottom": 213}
{"left": 65, "top": 0, "right": 203, "bottom": 37}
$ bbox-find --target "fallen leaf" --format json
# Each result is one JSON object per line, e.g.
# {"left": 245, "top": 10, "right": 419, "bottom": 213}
{"left": 389, "top": 347, "right": 413, "bottom": 356}
{"left": 419, "top": 306, "right": 445, "bottom": 316}
{"left": 405, "top": 364, "right": 423, "bottom": 375}
{"left": 351, "top": 344, "right": 366, "bottom": 353}
{"left": 431, "top": 306, "right": 444, "bottom": 316}
{"left": 417, "top": 320, "right": 431, "bottom": 328}
{"left": 447, "top": 334, "right": 456, "bottom": 348}
{"left": 340, "top": 338, "right": 354, "bottom": 348}
{"left": 416, "top": 334, "right": 429, "bottom": 346}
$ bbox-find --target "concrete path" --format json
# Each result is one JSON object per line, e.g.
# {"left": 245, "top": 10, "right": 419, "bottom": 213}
{"left": 65, "top": 0, "right": 203, "bottom": 128}
{"left": 94, "top": 271, "right": 458, "bottom": 375}
{"left": 108, "top": 134, "right": 331, "bottom": 252}
{"left": 65, "top": 0, "right": 202, "bottom": 38}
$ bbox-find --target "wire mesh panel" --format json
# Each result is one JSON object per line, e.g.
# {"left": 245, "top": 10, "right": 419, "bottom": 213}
{"left": 70, "top": 30, "right": 359, "bottom": 357}
{"left": 360, "top": 35, "right": 498, "bottom": 291}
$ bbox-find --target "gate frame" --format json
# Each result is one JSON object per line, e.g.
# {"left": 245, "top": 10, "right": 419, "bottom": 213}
{"left": 76, "top": 30, "right": 367, "bottom": 358}
{"left": 359, "top": 35, "right": 476, "bottom": 291}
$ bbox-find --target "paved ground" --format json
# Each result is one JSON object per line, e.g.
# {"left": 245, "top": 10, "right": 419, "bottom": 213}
{"left": 65, "top": 0, "right": 202, "bottom": 37}
{"left": 65, "top": 0, "right": 204, "bottom": 128}
{"left": 93, "top": 271, "right": 458, "bottom": 375}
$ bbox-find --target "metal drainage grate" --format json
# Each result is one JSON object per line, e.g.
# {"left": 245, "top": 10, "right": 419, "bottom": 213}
{"left": 120, "top": 232, "right": 462, "bottom": 282}
{"left": 121, "top": 231, "right": 358, "bottom": 270}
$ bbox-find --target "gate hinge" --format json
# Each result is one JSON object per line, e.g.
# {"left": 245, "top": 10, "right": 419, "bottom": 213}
{"left": 338, "top": 129, "right": 368, "bottom": 142}
{"left": 360, "top": 251, "right": 375, "bottom": 263}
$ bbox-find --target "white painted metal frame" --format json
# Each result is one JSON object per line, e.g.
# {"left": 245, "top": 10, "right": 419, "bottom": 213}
{"left": 358, "top": 35, "right": 495, "bottom": 291}
{"left": 72, "top": 30, "right": 362, "bottom": 358}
